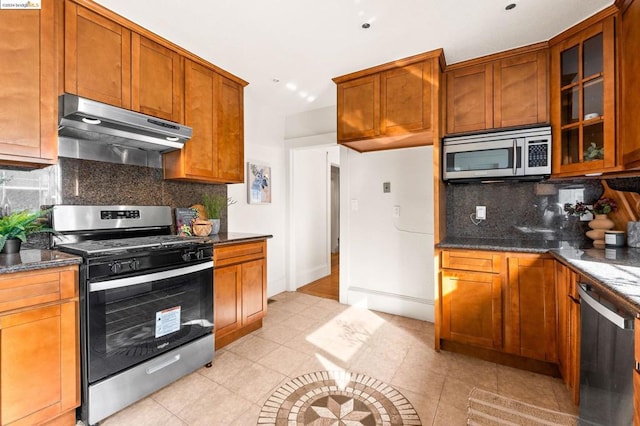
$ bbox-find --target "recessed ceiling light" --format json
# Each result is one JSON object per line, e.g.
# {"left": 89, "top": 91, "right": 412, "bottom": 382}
{"left": 505, "top": 3, "right": 516, "bottom": 10}
{"left": 286, "top": 82, "right": 297, "bottom": 91}
{"left": 272, "top": 78, "right": 280, "bottom": 83}
{"left": 362, "top": 22, "right": 371, "bottom": 29}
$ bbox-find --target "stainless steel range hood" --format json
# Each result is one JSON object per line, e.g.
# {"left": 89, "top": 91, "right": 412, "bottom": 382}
{"left": 58, "top": 94, "right": 192, "bottom": 152}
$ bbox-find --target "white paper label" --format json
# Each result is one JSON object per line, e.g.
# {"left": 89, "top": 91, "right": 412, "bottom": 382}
{"left": 155, "top": 306, "right": 181, "bottom": 338}
{"left": 605, "top": 233, "right": 617, "bottom": 244}
{"left": 1, "top": 1, "right": 41, "bottom": 9}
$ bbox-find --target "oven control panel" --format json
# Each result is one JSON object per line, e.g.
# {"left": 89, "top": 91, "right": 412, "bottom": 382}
{"left": 101, "top": 210, "right": 141, "bottom": 220}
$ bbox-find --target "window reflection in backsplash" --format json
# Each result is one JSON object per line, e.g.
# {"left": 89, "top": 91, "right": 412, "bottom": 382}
{"left": 0, "top": 166, "right": 60, "bottom": 214}
{"left": 445, "top": 180, "right": 604, "bottom": 243}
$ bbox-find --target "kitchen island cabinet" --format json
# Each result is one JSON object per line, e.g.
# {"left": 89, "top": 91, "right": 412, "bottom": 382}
{"left": 0, "top": 265, "right": 79, "bottom": 426}
{"left": 0, "top": 1, "right": 57, "bottom": 168}
{"left": 213, "top": 239, "right": 267, "bottom": 349}
{"left": 333, "top": 49, "right": 444, "bottom": 152}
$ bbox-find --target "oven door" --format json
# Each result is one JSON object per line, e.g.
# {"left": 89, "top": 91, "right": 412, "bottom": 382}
{"left": 443, "top": 138, "right": 524, "bottom": 181}
{"left": 86, "top": 261, "right": 213, "bottom": 383}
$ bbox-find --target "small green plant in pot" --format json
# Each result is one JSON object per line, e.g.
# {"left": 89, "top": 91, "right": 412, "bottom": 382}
{"left": 202, "top": 194, "right": 236, "bottom": 235}
{"left": 0, "top": 208, "right": 53, "bottom": 254}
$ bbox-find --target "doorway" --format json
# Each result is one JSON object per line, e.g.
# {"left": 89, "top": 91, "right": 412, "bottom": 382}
{"left": 297, "top": 164, "right": 339, "bottom": 300}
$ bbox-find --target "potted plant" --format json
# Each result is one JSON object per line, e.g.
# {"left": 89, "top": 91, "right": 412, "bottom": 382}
{"left": 0, "top": 208, "right": 53, "bottom": 254}
{"left": 202, "top": 194, "right": 236, "bottom": 235}
{"left": 564, "top": 197, "right": 617, "bottom": 248}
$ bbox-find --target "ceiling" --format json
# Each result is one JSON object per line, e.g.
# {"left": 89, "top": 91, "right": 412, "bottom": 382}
{"left": 94, "top": 0, "right": 613, "bottom": 118}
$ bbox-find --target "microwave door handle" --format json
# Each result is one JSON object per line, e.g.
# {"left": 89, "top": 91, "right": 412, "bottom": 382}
{"left": 512, "top": 139, "right": 517, "bottom": 175}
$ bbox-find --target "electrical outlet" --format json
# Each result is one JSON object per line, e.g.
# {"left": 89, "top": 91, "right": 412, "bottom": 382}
{"left": 393, "top": 205, "right": 400, "bottom": 218}
{"left": 476, "top": 205, "right": 486, "bottom": 220}
{"left": 383, "top": 182, "right": 391, "bottom": 193}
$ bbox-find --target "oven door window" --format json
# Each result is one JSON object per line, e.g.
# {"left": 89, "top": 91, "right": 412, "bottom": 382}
{"left": 87, "top": 262, "right": 213, "bottom": 383}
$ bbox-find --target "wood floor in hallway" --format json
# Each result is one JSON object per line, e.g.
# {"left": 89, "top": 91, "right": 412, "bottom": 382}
{"left": 297, "top": 252, "right": 339, "bottom": 300}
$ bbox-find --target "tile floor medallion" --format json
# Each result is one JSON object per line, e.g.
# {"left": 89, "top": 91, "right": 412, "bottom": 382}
{"left": 258, "top": 370, "right": 421, "bottom": 425}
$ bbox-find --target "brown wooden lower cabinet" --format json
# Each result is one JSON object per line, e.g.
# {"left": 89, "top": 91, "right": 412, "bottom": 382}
{"left": 214, "top": 240, "right": 267, "bottom": 349}
{"left": 440, "top": 269, "right": 502, "bottom": 350}
{"left": 505, "top": 254, "right": 557, "bottom": 362}
{"left": 635, "top": 318, "right": 640, "bottom": 426}
{"left": 555, "top": 261, "right": 580, "bottom": 405}
{"left": 0, "top": 265, "right": 79, "bottom": 425}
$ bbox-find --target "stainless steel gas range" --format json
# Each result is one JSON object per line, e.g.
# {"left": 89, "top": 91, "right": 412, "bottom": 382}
{"left": 51, "top": 205, "right": 214, "bottom": 425}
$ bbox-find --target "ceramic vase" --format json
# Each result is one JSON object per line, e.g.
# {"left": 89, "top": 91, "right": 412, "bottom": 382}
{"left": 209, "top": 218, "right": 221, "bottom": 235}
{"left": 586, "top": 214, "right": 615, "bottom": 249}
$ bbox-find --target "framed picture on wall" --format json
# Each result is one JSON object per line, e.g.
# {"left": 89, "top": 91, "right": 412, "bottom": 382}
{"left": 247, "top": 162, "right": 271, "bottom": 204}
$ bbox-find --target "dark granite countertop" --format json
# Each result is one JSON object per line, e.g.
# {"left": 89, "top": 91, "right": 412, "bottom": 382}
{"left": 550, "top": 247, "right": 640, "bottom": 315}
{"left": 204, "top": 232, "right": 273, "bottom": 246}
{"left": 437, "top": 237, "right": 585, "bottom": 254}
{"left": 0, "top": 249, "right": 82, "bottom": 275}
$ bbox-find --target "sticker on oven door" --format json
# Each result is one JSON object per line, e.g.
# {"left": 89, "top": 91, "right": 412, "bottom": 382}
{"left": 155, "top": 306, "right": 181, "bottom": 338}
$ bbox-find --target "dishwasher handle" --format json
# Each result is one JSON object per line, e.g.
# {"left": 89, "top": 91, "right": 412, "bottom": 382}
{"left": 578, "top": 284, "right": 634, "bottom": 330}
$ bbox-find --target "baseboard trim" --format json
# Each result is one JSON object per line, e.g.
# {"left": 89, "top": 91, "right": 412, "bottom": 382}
{"left": 347, "top": 286, "right": 434, "bottom": 322}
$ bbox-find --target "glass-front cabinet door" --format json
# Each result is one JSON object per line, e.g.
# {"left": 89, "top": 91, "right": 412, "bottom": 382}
{"left": 551, "top": 15, "right": 617, "bottom": 176}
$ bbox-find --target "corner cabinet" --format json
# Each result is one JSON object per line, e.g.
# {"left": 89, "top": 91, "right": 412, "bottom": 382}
{"left": 0, "top": 2, "right": 57, "bottom": 167}
{"left": 620, "top": 0, "right": 640, "bottom": 169}
{"left": 163, "top": 59, "right": 245, "bottom": 184}
{"left": 0, "top": 265, "right": 80, "bottom": 426}
{"left": 213, "top": 240, "right": 267, "bottom": 349}
{"left": 445, "top": 46, "right": 548, "bottom": 135}
{"left": 550, "top": 12, "right": 619, "bottom": 177}
{"left": 333, "top": 49, "right": 444, "bottom": 153}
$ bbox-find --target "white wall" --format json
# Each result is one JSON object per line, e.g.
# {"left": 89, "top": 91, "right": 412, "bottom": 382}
{"left": 340, "top": 146, "right": 435, "bottom": 322}
{"left": 228, "top": 94, "right": 287, "bottom": 297}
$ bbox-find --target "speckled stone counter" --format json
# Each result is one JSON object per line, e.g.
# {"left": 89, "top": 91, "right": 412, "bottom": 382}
{"left": 0, "top": 249, "right": 82, "bottom": 274}
{"left": 204, "top": 232, "right": 273, "bottom": 246}
{"left": 551, "top": 247, "right": 640, "bottom": 314}
{"left": 437, "top": 237, "right": 585, "bottom": 254}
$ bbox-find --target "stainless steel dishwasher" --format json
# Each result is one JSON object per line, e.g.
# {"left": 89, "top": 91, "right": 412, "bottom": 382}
{"left": 578, "top": 283, "right": 635, "bottom": 426}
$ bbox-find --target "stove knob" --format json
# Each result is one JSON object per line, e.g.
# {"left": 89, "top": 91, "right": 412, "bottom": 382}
{"left": 110, "top": 262, "right": 122, "bottom": 274}
{"left": 130, "top": 259, "right": 140, "bottom": 270}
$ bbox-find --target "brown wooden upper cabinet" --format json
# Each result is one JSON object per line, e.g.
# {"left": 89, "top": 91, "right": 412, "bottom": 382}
{"left": 333, "top": 49, "right": 444, "bottom": 153}
{"left": 0, "top": 2, "right": 57, "bottom": 167}
{"left": 163, "top": 59, "right": 245, "bottom": 184}
{"left": 619, "top": 0, "right": 640, "bottom": 169}
{"left": 445, "top": 46, "right": 548, "bottom": 135}
{"left": 550, "top": 10, "right": 618, "bottom": 177}
{"left": 64, "top": 1, "right": 132, "bottom": 108}
{"left": 131, "top": 34, "right": 184, "bottom": 123}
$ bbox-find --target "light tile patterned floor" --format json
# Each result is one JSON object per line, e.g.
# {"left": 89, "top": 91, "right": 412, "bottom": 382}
{"left": 102, "top": 291, "right": 577, "bottom": 425}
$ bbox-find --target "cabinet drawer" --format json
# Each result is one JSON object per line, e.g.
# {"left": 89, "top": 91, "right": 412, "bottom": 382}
{"left": 0, "top": 266, "right": 78, "bottom": 314}
{"left": 442, "top": 250, "right": 502, "bottom": 273}
{"left": 214, "top": 241, "right": 266, "bottom": 267}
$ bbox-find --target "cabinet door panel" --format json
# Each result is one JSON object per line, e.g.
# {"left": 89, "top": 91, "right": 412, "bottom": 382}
{"left": 132, "top": 34, "right": 183, "bottom": 122}
{"left": 184, "top": 60, "right": 215, "bottom": 178}
{"left": 446, "top": 64, "right": 493, "bottom": 134}
{"left": 441, "top": 270, "right": 502, "bottom": 349}
{"left": 506, "top": 256, "right": 557, "bottom": 361}
{"left": 621, "top": 0, "right": 640, "bottom": 168}
{"left": 242, "top": 259, "right": 266, "bottom": 324}
{"left": 0, "top": 300, "right": 78, "bottom": 425}
{"left": 215, "top": 75, "right": 244, "bottom": 182}
{"left": 381, "top": 61, "right": 432, "bottom": 135}
{"left": 494, "top": 51, "right": 548, "bottom": 128}
{"left": 65, "top": 3, "right": 131, "bottom": 108}
{"left": 337, "top": 75, "right": 380, "bottom": 140}
{"left": 0, "top": 3, "right": 56, "bottom": 163}
{"left": 214, "top": 265, "right": 241, "bottom": 337}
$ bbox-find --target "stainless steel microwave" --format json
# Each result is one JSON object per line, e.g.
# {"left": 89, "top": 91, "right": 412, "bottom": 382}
{"left": 442, "top": 126, "right": 551, "bottom": 182}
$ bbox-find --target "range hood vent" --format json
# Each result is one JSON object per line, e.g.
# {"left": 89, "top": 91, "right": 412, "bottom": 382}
{"left": 58, "top": 94, "right": 192, "bottom": 152}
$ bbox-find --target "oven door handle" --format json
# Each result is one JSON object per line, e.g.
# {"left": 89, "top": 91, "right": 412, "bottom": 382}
{"left": 89, "top": 261, "right": 213, "bottom": 292}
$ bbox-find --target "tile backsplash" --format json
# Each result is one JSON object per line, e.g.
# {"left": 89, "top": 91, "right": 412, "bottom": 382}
{"left": 1, "top": 158, "right": 228, "bottom": 247}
